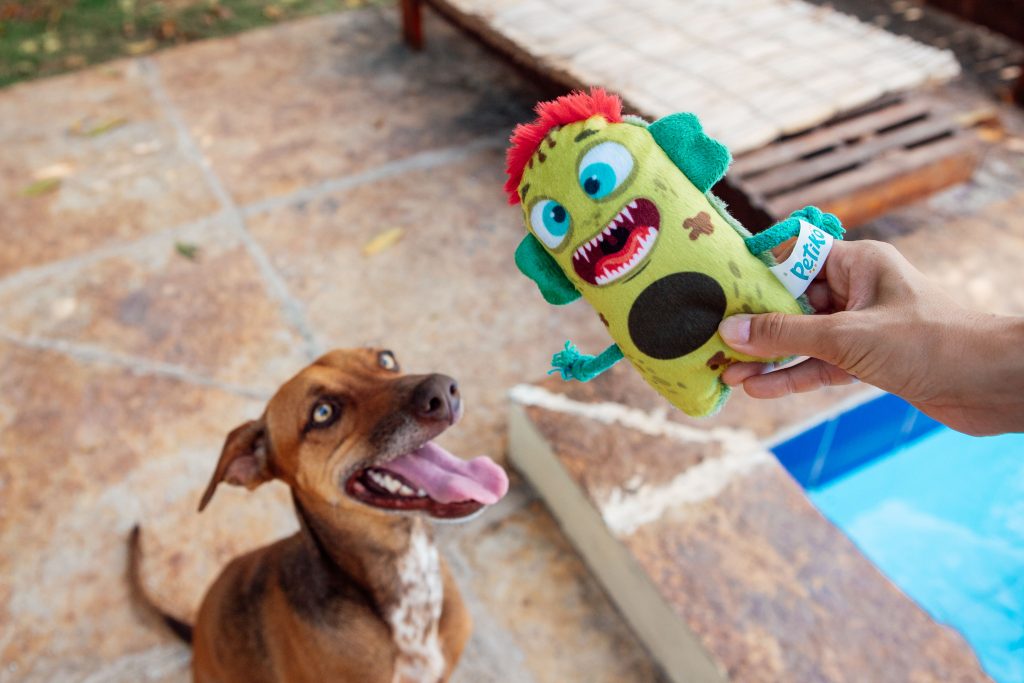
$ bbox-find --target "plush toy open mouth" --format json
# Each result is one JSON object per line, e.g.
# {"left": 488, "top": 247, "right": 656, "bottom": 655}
{"left": 345, "top": 442, "right": 509, "bottom": 520}
{"left": 572, "top": 198, "right": 660, "bottom": 286}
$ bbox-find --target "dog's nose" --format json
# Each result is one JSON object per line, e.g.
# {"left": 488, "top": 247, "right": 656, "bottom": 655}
{"left": 411, "top": 374, "right": 460, "bottom": 424}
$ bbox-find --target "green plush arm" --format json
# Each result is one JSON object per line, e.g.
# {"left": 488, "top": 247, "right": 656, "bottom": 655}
{"left": 744, "top": 206, "right": 845, "bottom": 255}
{"left": 550, "top": 341, "right": 624, "bottom": 382}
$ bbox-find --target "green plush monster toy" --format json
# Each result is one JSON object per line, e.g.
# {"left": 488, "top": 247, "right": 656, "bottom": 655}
{"left": 505, "top": 88, "right": 845, "bottom": 417}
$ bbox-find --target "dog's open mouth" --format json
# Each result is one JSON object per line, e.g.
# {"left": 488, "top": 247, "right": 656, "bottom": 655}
{"left": 345, "top": 442, "right": 508, "bottom": 519}
{"left": 572, "top": 197, "right": 660, "bottom": 286}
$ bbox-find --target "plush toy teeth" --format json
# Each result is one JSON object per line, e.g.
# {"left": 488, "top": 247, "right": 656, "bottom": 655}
{"left": 572, "top": 198, "right": 660, "bottom": 286}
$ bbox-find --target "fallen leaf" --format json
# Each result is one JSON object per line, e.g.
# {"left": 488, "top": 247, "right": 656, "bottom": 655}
{"left": 124, "top": 38, "right": 156, "bottom": 55}
{"left": 22, "top": 177, "right": 61, "bottom": 197}
{"left": 33, "top": 162, "right": 74, "bottom": 180}
{"left": 263, "top": 4, "right": 283, "bottom": 19}
{"left": 175, "top": 241, "right": 200, "bottom": 260}
{"left": 362, "top": 227, "right": 404, "bottom": 256}
{"left": 72, "top": 117, "right": 129, "bottom": 137}
{"left": 64, "top": 54, "right": 86, "bottom": 68}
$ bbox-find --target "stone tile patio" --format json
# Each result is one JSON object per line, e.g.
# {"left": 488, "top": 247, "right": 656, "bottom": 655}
{"left": 1, "top": 3, "right": 1023, "bottom": 683}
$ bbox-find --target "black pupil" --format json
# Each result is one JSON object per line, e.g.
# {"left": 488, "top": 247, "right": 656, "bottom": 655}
{"left": 584, "top": 176, "right": 600, "bottom": 195}
{"left": 318, "top": 405, "right": 330, "bottom": 418}
{"left": 552, "top": 205, "right": 566, "bottom": 223}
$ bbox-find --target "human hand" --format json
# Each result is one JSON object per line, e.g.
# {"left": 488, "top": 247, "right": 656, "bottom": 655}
{"left": 718, "top": 239, "right": 1024, "bottom": 436}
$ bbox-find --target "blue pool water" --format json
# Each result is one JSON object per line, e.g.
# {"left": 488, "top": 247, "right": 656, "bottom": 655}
{"left": 772, "top": 394, "right": 1024, "bottom": 682}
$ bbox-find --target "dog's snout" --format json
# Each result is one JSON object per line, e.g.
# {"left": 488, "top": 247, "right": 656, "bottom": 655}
{"left": 411, "top": 374, "right": 460, "bottom": 425}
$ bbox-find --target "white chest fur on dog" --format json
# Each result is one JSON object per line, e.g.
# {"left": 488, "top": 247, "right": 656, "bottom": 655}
{"left": 387, "top": 522, "right": 445, "bottom": 683}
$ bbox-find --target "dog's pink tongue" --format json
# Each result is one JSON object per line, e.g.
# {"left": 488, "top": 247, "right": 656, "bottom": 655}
{"left": 383, "top": 442, "right": 509, "bottom": 505}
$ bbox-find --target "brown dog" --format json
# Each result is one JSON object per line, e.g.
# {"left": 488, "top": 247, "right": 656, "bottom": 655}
{"left": 130, "top": 348, "right": 509, "bottom": 683}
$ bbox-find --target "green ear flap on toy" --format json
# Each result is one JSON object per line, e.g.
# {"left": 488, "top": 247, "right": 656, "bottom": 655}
{"left": 514, "top": 234, "right": 581, "bottom": 305}
{"left": 648, "top": 113, "right": 731, "bottom": 193}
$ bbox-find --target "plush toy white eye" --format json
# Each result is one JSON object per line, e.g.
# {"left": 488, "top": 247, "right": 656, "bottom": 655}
{"left": 312, "top": 402, "right": 335, "bottom": 424}
{"left": 530, "top": 199, "right": 571, "bottom": 249}
{"left": 578, "top": 142, "right": 634, "bottom": 200}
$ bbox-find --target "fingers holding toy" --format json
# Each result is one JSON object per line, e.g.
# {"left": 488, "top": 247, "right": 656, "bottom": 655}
{"left": 805, "top": 280, "right": 837, "bottom": 313}
{"left": 717, "top": 238, "right": 1024, "bottom": 436}
{"left": 730, "top": 358, "right": 858, "bottom": 398}
{"left": 718, "top": 311, "right": 844, "bottom": 365}
{"left": 720, "top": 360, "right": 771, "bottom": 387}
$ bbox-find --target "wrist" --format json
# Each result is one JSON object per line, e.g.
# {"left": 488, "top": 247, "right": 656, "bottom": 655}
{"left": 966, "top": 313, "right": 1024, "bottom": 434}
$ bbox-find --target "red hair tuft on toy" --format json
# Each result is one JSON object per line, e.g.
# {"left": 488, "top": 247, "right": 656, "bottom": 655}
{"left": 504, "top": 88, "right": 623, "bottom": 205}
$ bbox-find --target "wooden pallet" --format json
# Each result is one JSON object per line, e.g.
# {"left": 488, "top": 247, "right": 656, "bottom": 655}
{"left": 716, "top": 94, "right": 982, "bottom": 230}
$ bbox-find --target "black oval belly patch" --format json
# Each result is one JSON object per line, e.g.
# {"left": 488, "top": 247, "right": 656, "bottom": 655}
{"left": 628, "top": 272, "right": 727, "bottom": 360}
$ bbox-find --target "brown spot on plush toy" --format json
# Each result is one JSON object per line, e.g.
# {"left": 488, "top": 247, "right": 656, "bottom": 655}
{"left": 706, "top": 351, "right": 738, "bottom": 371}
{"left": 684, "top": 211, "right": 714, "bottom": 241}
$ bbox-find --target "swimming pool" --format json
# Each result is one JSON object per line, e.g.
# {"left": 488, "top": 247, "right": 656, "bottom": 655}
{"left": 772, "top": 394, "right": 1024, "bottom": 683}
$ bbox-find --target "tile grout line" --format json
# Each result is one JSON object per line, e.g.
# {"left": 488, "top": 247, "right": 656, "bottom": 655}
{"left": 0, "top": 329, "right": 271, "bottom": 401}
{"left": 0, "top": 135, "right": 505, "bottom": 296}
{"left": 0, "top": 133, "right": 505, "bottom": 302}
{"left": 0, "top": 211, "right": 228, "bottom": 297}
{"left": 239, "top": 136, "right": 505, "bottom": 218}
{"left": 138, "top": 56, "right": 324, "bottom": 361}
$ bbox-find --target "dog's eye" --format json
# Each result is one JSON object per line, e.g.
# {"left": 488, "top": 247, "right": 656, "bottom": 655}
{"left": 310, "top": 401, "right": 337, "bottom": 426}
{"left": 378, "top": 351, "right": 398, "bottom": 372}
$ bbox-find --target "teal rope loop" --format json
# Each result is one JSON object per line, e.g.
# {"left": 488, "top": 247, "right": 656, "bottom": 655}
{"left": 745, "top": 206, "right": 845, "bottom": 255}
{"left": 549, "top": 341, "right": 624, "bottom": 382}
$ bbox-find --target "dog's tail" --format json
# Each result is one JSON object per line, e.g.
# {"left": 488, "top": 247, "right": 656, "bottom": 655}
{"left": 127, "top": 525, "right": 194, "bottom": 645}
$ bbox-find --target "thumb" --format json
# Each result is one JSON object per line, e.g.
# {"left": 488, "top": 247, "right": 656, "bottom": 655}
{"left": 718, "top": 312, "right": 841, "bottom": 362}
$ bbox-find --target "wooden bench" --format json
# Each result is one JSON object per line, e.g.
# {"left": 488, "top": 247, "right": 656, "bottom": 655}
{"left": 401, "top": 0, "right": 982, "bottom": 230}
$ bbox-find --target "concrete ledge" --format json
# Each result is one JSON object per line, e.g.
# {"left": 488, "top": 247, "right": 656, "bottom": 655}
{"left": 508, "top": 366, "right": 990, "bottom": 682}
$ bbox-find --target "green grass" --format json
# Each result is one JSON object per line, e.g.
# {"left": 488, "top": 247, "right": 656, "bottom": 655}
{"left": 0, "top": 0, "right": 383, "bottom": 89}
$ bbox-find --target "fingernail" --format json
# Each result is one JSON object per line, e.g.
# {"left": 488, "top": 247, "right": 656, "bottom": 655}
{"left": 719, "top": 315, "right": 751, "bottom": 345}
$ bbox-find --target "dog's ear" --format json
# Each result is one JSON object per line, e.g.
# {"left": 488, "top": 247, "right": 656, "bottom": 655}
{"left": 198, "top": 419, "right": 272, "bottom": 512}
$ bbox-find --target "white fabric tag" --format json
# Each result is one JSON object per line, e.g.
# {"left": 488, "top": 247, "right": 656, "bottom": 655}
{"left": 769, "top": 220, "right": 835, "bottom": 298}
